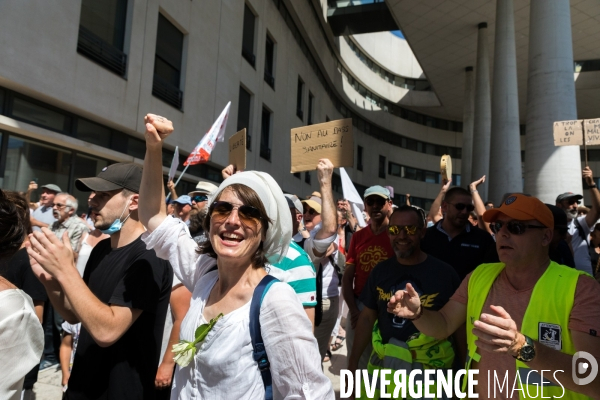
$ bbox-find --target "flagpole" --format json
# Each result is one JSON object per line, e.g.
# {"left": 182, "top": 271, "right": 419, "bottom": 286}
{"left": 166, "top": 164, "right": 191, "bottom": 201}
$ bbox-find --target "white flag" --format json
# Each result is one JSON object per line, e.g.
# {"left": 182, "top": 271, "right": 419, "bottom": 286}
{"left": 184, "top": 102, "right": 231, "bottom": 166}
{"left": 168, "top": 146, "right": 179, "bottom": 181}
{"left": 340, "top": 167, "right": 367, "bottom": 227}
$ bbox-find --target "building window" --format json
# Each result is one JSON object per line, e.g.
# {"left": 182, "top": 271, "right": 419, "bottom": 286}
{"left": 152, "top": 14, "right": 184, "bottom": 110}
{"left": 357, "top": 145, "right": 363, "bottom": 171}
{"left": 294, "top": 172, "right": 301, "bottom": 179}
{"left": 296, "top": 78, "right": 304, "bottom": 120}
{"left": 264, "top": 34, "right": 275, "bottom": 88}
{"left": 305, "top": 171, "right": 311, "bottom": 184}
{"left": 379, "top": 155, "right": 386, "bottom": 178}
{"left": 238, "top": 87, "right": 252, "bottom": 150}
{"left": 260, "top": 107, "right": 271, "bottom": 161}
{"left": 242, "top": 4, "right": 256, "bottom": 67}
{"left": 307, "top": 93, "right": 314, "bottom": 125}
{"left": 11, "top": 96, "right": 72, "bottom": 133}
{"left": 77, "top": 0, "right": 128, "bottom": 76}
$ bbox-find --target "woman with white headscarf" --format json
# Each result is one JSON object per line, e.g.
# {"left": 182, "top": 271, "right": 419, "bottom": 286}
{"left": 139, "top": 115, "right": 334, "bottom": 400}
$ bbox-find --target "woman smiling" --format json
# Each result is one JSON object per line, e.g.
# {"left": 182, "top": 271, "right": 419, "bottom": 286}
{"left": 139, "top": 114, "right": 333, "bottom": 400}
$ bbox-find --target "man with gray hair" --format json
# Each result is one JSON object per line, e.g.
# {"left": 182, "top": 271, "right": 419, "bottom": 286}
{"left": 50, "top": 193, "right": 89, "bottom": 257}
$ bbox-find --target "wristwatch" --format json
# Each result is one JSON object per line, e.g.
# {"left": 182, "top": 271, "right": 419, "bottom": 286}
{"left": 514, "top": 335, "right": 536, "bottom": 362}
{"left": 588, "top": 183, "right": 597, "bottom": 189}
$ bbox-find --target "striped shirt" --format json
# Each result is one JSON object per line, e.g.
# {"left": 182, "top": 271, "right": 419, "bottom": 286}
{"left": 267, "top": 241, "right": 317, "bottom": 307}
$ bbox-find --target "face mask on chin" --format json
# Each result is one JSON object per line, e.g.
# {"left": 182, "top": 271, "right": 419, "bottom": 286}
{"left": 101, "top": 199, "right": 132, "bottom": 235}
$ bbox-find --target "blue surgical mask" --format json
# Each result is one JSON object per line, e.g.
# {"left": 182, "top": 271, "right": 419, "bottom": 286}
{"left": 101, "top": 199, "right": 132, "bottom": 235}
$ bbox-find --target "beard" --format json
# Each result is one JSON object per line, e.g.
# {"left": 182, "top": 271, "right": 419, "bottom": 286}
{"left": 394, "top": 244, "right": 416, "bottom": 260}
{"left": 565, "top": 209, "right": 578, "bottom": 221}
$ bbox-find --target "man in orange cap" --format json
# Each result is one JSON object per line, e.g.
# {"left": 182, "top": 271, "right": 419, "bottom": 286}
{"left": 387, "top": 194, "right": 600, "bottom": 398}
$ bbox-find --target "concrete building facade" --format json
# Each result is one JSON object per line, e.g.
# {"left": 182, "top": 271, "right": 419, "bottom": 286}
{"left": 0, "top": 0, "right": 598, "bottom": 208}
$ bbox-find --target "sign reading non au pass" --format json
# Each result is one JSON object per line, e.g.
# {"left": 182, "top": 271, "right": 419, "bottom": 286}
{"left": 290, "top": 118, "right": 354, "bottom": 173}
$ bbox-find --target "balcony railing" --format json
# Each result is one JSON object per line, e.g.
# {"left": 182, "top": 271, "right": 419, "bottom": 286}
{"left": 264, "top": 71, "right": 275, "bottom": 88}
{"left": 242, "top": 48, "right": 256, "bottom": 67}
{"left": 77, "top": 25, "right": 127, "bottom": 77}
{"left": 152, "top": 75, "right": 183, "bottom": 110}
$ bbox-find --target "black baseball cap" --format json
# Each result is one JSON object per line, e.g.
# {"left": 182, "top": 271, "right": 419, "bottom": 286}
{"left": 556, "top": 192, "right": 583, "bottom": 203}
{"left": 545, "top": 204, "right": 568, "bottom": 229}
{"left": 76, "top": 163, "right": 142, "bottom": 193}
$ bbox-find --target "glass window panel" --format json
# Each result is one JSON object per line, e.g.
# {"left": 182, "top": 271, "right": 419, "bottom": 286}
{"left": 0, "top": 88, "right": 4, "bottom": 114}
{"left": 3, "top": 136, "right": 71, "bottom": 194}
{"left": 12, "top": 97, "right": 69, "bottom": 132}
{"left": 80, "top": 0, "right": 128, "bottom": 49}
{"left": 242, "top": 4, "right": 256, "bottom": 57}
{"left": 77, "top": 119, "right": 111, "bottom": 147}
{"left": 156, "top": 14, "right": 183, "bottom": 70}
{"left": 71, "top": 153, "right": 109, "bottom": 213}
{"left": 237, "top": 87, "right": 252, "bottom": 146}
{"left": 127, "top": 137, "right": 146, "bottom": 159}
{"left": 425, "top": 171, "right": 437, "bottom": 184}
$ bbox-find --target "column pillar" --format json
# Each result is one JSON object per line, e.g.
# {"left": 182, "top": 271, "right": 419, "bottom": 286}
{"left": 461, "top": 66, "right": 475, "bottom": 187}
{"left": 489, "top": 0, "right": 522, "bottom": 204}
{"left": 524, "top": 0, "right": 581, "bottom": 202}
{"left": 472, "top": 22, "right": 492, "bottom": 199}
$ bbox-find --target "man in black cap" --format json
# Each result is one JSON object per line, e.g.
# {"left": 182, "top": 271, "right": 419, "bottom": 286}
{"left": 555, "top": 166, "right": 600, "bottom": 275}
{"left": 27, "top": 162, "right": 172, "bottom": 400}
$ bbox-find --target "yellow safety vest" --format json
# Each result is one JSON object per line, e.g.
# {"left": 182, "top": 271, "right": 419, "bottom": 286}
{"left": 464, "top": 262, "right": 590, "bottom": 399}
{"left": 359, "top": 321, "right": 455, "bottom": 399}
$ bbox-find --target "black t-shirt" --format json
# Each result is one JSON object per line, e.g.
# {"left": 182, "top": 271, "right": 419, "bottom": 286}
{"left": 66, "top": 236, "right": 172, "bottom": 400}
{"left": 3, "top": 248, "right": 48, "bottom": 302}
{"left": 420, "top": 221, "right": 498, "bottom": 280}
{"left": 360, "top": 255, "right": 460, "bottom": 344}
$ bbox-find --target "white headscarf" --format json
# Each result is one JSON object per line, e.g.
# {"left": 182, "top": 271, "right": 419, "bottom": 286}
{"left": 208, "top": 171, "right": 292, "bottom": 264}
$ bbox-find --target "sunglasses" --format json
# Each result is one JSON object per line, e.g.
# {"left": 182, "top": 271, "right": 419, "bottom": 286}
{"left": 450, "top": 202, "right": 475, "bottom": 212}
{"left": 489, "top": 220, "right": 546, "bottom": 235}
{"left": 52, "top": 203, "right": 71, "bottom": 209}
{"left": 388, "top": 225, "right": 418, "bottom": 235}
{"left": 192, "top": 195, "right": 209, "bottom": 203}
{"left": 209, "top": 201, "right": 262, "bottom": 225}
{"left": 304, "top": 207, "right": 319, "bottom": 216}
{"left": 365, "top": 197, "right": 387, "bottom": 207}
{"left": 567, "top": 199, "right": 581, "bottom": 205}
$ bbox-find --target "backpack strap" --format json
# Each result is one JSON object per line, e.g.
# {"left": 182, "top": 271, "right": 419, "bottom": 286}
{"left": 574, "top": 217, "right": 591, "bottom": 247}
{"left": 250, "top": 274, "right": 279, "bottom": 400}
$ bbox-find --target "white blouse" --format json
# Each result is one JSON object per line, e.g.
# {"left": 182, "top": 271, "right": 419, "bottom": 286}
{"left": 0, "top": 289, "right": 44, "bottom": 400}
{"left": 142, "top": 217, "right": 334, "bottom": 400}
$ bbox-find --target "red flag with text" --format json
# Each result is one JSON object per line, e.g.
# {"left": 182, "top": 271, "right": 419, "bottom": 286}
{"left": 184, "top": 102, "right": 231, "bottom": 166}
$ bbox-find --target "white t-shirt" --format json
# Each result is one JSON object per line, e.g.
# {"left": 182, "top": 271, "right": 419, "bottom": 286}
{"left": 568, "top": 215, "right": 593, "bottom": 275}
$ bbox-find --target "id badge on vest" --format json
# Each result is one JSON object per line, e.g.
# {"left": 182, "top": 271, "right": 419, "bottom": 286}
{"left": 539, "top": 322, "right": 562, "bottom": 350}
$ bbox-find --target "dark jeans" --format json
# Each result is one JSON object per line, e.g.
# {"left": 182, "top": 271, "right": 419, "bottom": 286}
{"left": 42, "top": 301, "right": 63, "bottom": 363}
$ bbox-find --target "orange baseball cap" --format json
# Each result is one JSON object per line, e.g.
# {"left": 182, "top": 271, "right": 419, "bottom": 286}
{"left": 482, "top": 194, "right": 554, "bottom": 229}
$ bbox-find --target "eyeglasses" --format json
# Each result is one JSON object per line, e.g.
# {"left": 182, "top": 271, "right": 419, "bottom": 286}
{"left": 209, "top": 201, "right": 262, "bottom": 225}
{"left": 192, "top": 195, "right": 209, "bottom": 203}
{"left": 52, "top": 203, "right": 71, "bottom": 209}
{"left": 365, "top": 196, "right": 387, "bottom": 207}
{"left": 489, "top": 220, "right": 546, "bottom": 235}
{"left": 388, "top": 225, "right": 418, "bottom": 235}
{"left": 304, "top": 207, "right": 319, "bottom": 216}
{"left": 449, "top": 202, "right": 475, "bottom": 212}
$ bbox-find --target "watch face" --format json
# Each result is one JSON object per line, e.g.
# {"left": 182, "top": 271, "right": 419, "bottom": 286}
{"left": 520, "top": 344, "right": 535, "bottom": 362}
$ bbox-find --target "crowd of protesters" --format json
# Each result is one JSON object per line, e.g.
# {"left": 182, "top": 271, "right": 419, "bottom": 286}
{"left": 0, "top": 112, "right": 599, "bottom": 400}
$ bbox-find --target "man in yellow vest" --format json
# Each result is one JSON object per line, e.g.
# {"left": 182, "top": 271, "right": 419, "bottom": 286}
{"left": 388, "top": 194, "right": 600, "bottom": 399}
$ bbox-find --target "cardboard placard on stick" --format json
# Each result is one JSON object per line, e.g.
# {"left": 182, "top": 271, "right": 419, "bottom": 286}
{"left": 553, "top": 120, "right": 583, "bottom": 146}
{"left": 290, "top": 118, "right": 353, "bottom": 173}
{"left": 228, "top": 129, "right": 246, "bottom": 171}
{"left": 585, "top": 119, "right": 600, "bottom": 146}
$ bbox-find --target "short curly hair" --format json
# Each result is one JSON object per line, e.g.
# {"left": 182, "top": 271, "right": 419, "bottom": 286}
{"left": 197, "top": 184, "right": 272, "bottom": 269}
{"left": 0, "top": 189, "right": 27, "bottom": 263}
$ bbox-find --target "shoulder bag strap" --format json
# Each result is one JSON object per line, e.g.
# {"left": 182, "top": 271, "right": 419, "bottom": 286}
{"left": 250, "top": 274, "right": 279, "bottom": 400}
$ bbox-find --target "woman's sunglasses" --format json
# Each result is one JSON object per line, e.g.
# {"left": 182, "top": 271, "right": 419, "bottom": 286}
{"left": 304, "top": 207, "right": 319, "bottom": 216}
{"left": 489, "top": 220, "right": 546, "bottom": 235}
{"left": 209, "top": 201, "right": 262, "bottom": 225}
{"left": 388, "top": 225, "right": 418, "bottom": 235}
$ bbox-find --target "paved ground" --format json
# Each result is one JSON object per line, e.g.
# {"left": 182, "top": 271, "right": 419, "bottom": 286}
{"left": 28, "top": 343, "right": 347, "bottom": 399}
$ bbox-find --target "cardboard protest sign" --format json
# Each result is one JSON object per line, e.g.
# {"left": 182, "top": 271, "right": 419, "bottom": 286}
{"left": 553, "top": 120, "right": 583, "bottom": 146}
{"left": 440, "top": 155, "right": 452, "bottom": 182}
{"left": 584, "top": 119, "right": 600, "bottom": 146}
{"left": 228, "top": 129, "right": 246, "bottom": 171}
{"left": 290, "top": 118, "right": 353, "bottom": 173}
